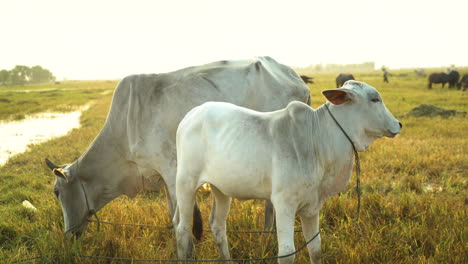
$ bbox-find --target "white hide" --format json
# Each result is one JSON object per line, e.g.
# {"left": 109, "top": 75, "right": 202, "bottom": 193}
{"left": 174, "top": 81, "right": 401, "bottom": 263}
{"left": 47, "top": 56, "right": 310, "bottom": 236}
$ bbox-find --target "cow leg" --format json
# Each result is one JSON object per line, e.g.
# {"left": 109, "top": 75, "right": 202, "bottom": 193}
{"left": 264, "top": 200, "right": 275, "bottom": 230}
{"left": 300, "top": 213, "right": 322, "bottom": 264}
{"left": 273, "top": 202, "right": 296, "bottom": 264}
{"left": 175, "top": 179, "right": 197, "bottom": 260}
{"left": 209, "top": 186, "right": 232, "bottom": 260}
{"left": 163, "top": 182, "right": 177, "bottom": 219}
{"left": 160, "top": 164, "right": 178, "bottom": 219}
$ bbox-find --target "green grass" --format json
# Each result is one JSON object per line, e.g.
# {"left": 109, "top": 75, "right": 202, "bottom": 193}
{"left": 0, "top": 81, "right": 117, "bottom": 121}
{"left": 0, "top": 74, "right": 466, "bottom": 263}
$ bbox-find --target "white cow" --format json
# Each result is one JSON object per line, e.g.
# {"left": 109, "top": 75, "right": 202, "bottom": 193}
{"left": 174, "top": 81, "right": 402, "bottom": 263}
{"left": 45, "top": 57, "right": 310, "bottom": 237}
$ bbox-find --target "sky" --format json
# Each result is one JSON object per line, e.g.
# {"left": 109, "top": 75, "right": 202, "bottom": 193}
{"left": 2, "top": 0, "right": 467, "bottom": 80}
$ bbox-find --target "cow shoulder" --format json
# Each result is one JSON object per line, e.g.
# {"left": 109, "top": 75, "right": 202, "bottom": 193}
{"left": 268, "top": 101, "right": 309, "bottom": 140}
{"left": 182, "top": 102, "right": 240, "bottom": 133}
{"left": 112, "top": 74, "right": 172, "bottom": 106}
{"left": 268, "top": 101, "right": 312, "bottom": 174}
{"left": 285, "top": 101, "right": 311, "bottom": 124}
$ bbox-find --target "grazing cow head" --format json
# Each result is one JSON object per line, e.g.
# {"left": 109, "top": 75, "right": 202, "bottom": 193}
{"left": 45, "top": 158, "right": 90, "bottom": 238}
{"left": 322, "top": 80, "right": 402, "bottom": 152}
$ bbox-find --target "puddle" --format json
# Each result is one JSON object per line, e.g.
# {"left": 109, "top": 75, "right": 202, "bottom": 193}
{"left": 0, "top": 106, "right": 89, "bottom": 165}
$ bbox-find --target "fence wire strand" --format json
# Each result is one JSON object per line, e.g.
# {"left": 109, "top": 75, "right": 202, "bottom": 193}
{"left": 8, "top": 231, "right": 319, "bottom": 263}
{"left": 6, "top": 219, "right": 319, "bottom": 264}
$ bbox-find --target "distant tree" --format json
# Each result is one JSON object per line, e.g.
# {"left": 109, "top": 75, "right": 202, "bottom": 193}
{"left": 0, "top": 65, "right": 55, "bottom": 85}
{"left": 0, "top": 69, "right": 9, "bottom": 85}
{"left": 10, "top": 65, "right": 31, "bottom": 85}
{"left": 30, "top": 65, "right": 55, "bottom": 83}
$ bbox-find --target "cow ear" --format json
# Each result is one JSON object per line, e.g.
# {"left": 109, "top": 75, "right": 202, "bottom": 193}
{"left": 53, "top": 168, "right": 70, "bottom": 182}
{"left": 322, "top": 89, "right": 353, "bottom": 105}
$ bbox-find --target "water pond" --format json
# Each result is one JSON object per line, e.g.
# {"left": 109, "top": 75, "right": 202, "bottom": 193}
{"left": 0, "top": 106, "right": 88, "bottom": 165}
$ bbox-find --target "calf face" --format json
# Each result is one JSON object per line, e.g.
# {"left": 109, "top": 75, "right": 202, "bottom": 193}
{"left": 322, "top": 80, "right": 401, "bottom": 151}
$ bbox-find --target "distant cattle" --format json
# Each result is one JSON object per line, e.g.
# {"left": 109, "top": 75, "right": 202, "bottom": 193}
{"left": 448, "top": 70, "right": 460, "bottom": 88}
{"left": 336, "top": 73, "right": 355, "bottom": 87}
{"left": 458, "top": 74, "right": 468, "bottom": 91}
{"left": 414, "top": 68, "right": 426, "bottom": 77}
{"left": 300, "top": 75, "right": 315, "bottom": 84}
{"left": 428, "top": 73, "right": 450, "bottom": 89}
{"left": 428, "top": 71, "right": 460, "bottom": 89}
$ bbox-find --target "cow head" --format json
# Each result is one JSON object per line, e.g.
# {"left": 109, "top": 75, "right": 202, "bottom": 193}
{"left": 45, "top": 158, "right": 91, "bottom": 239}
{"left": 322, "top": 80, "right": 402, "bottom": 152}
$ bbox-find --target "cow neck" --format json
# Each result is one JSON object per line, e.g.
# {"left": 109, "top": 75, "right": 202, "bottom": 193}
{"left": 80, "top": 180, "right": 94, "bottom": 215}
{"left": 73, "top": 134, "right": 132, "bottom": 209}
{"left": 324, "top": 102, "right": 361, "bottom": 219}
{"left": 73, "top": 151, "right": 103, "bottom": 227}
{"left": 324, "top": 103, "right": 358, "bottom": 153}
{"left": 76, "top": 130, "right": 125, "bottom": 182}
{"left": 79, "top": 179, "right": 101, "bottom": 231}
{"left": 75, "top": 135, "right": 109, "bottom": 177}
{"left": 73, "top": 155, "right": 94, "bottom": 214}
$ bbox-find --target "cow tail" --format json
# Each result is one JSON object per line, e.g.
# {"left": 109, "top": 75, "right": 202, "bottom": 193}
{"left": 192, "top": 202, "right": 203, "bottom": 241}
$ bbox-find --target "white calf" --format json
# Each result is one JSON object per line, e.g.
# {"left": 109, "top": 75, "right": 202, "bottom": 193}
{"left": 174, "top": 81, "right": 401, "bottom": 263}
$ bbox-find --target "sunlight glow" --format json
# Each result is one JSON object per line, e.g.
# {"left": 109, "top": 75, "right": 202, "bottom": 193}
{"left": 2, "top": 0, "right": 467, "bottom": 80}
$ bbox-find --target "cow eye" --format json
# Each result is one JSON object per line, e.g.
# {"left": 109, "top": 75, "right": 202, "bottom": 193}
{"left": 371, "top": 98, "right": 380, "bottom": 102}
{"left": 54, "top": 189, "right": 59, "bottom": 198}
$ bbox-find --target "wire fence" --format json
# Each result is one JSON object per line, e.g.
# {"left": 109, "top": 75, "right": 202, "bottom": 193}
{"left": 7, "top": 219, "right": 319, "bottom": 264}
{"left": 87, "top": 219, "right": 304, "bottom": 233}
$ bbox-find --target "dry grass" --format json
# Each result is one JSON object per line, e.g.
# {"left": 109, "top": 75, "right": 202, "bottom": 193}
{"left": 0, "top": 72, "right": 466, "bottom": 263}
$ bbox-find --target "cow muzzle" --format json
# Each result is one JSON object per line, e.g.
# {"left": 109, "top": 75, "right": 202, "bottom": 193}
{"left": 385, "top": 122, "right": 402, "bottom": 138}
{"left": 65, "top": 227, "right": 85, "bottom": 240}
{"left": 65, "top": 231, "right": 83, "bottom": 240}
{"left": 64, "top": 216, "right": 90, "bottom": 240}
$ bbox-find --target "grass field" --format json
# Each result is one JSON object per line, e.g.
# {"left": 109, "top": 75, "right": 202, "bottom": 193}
{"left": 0, "top": 81, "right": 116, "bottom": 121}
{"left": 0, "top": 71, "right": 466, "bottom": 263}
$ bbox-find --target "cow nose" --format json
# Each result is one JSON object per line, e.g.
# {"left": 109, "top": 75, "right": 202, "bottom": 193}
{"left": 399, "top": 122, "right": 403, "bottom": 129}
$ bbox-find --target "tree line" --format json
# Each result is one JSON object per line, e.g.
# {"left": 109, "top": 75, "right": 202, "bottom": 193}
{"left": 0, "top": 65, "right": 56, "bottom": 85}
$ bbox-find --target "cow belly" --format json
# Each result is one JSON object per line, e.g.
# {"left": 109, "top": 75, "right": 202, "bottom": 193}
{"left": 200, "top": 143, "right": 272, "bottom": 200}
{"left": 202, "top": 172, "right": 271, "bottom": 200}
